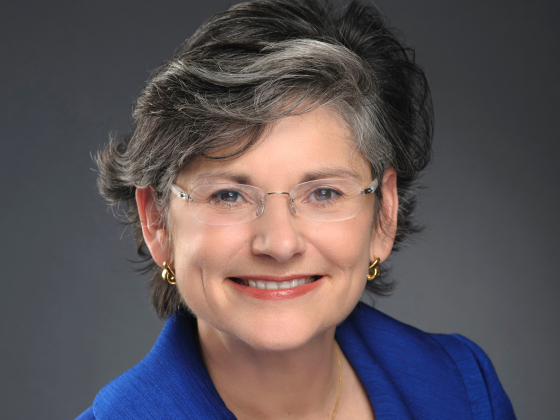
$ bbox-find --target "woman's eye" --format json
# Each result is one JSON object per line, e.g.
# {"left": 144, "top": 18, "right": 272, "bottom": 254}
{"left": 219, "top": 191, "right": 241, "bottom": 202}
{"left": 213, "top": 190, "right": 244, "bottom": 203}
{"left": 310, "top": 188, "right": 341, "bottom": 201}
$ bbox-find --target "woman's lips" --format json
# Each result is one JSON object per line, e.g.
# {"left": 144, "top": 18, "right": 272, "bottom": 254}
{"left": 228, "top": 275, "right": 323, "bottom": 300}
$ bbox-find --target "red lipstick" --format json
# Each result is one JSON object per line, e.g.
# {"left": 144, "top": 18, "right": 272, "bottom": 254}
{"left": 228, "top": 276, "right": 323, "bottom": 300}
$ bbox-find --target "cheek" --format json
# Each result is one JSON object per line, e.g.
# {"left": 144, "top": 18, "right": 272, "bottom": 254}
{"left": 309, "top": 218, "right": 372, "bottom": 280}
{"left": 170, "top": 220, "right": 249, "bottom": 306}
{"left": 316, "top": 204, "right": 373, "bottom": 256}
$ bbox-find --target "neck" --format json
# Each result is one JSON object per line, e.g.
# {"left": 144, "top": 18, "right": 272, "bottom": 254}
{"left": 198, "top": 320, "right": 340, "bottom": 420}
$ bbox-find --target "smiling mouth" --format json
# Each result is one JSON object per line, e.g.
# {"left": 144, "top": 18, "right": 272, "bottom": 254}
{"left": 229, "top": 276, "right": 322, "bottom": 290}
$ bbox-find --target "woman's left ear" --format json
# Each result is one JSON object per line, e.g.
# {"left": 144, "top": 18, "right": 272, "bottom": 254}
{"left": 136, "top": 187, "right": 171, "bottom": 269}
{"left": 370, "top": 167, "right": 398, "bottom": 263}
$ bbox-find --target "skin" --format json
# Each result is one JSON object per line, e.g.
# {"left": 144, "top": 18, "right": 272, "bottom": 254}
{"left": 137, "top": 106, "right": 398, "bottom": 419}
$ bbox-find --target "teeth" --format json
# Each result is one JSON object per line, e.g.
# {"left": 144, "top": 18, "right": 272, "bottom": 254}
{"left": 242, "top": 277, "right": 316, "bottom": 290}
{"left": 265, "top": 282, "right": 278, "bottom": 290}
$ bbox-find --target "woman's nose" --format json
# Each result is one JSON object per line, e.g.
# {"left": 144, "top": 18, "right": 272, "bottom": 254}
{"left": 250, "top": 194, "right": 306, "bottom": 262}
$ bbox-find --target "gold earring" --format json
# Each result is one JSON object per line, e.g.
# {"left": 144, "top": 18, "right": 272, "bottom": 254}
{"left": 162, "top": 261, "right": 176, "bottom": 285}
{"left": 367, "top": 257, "right": 380, "bottom": 281}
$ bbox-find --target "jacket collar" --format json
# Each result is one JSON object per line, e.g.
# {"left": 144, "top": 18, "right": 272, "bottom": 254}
{"left": 94, "top": 312, "right": 236, "bottom": 419}
{"left": 335, "top": 303, "right": 472, "bottom": 420}
{"left": 94, "top": 303, "right": 471, "bottom": 420}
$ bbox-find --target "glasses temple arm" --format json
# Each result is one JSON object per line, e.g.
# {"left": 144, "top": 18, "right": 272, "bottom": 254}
{"left": 362, "top": 179, "right": 379, "bottom": 195}
{"left": 170, "top": 184, "right": 191, "bottom": 200}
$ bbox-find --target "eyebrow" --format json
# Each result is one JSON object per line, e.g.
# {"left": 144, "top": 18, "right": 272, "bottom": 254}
{"left": 188, "top": 167, "right": 363, "bottom": 186}
{"left": 299, "top": 168, "right": 362, "bottom": 183}
{"left": 189, "top": 171, "right": 252, "bottom": 185}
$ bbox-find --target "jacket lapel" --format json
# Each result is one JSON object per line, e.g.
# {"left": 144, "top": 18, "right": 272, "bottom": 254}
{"left": 93, "top": 312, "right": 236, "bottom": 419}
{"left": 336, "top": 303, "right": 473, "bottom": 420}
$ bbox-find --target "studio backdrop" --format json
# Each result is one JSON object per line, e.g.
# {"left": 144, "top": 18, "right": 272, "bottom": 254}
{"left": 0, "top": 0, "right": 558, "bottom": 419}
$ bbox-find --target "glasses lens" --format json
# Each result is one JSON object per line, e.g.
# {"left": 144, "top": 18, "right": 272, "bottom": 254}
{"left": 290, "top": 179, "right": 365, "bottom": 222}
{"left": 182, "top": 179, "right": 368, "bottom": 225}
{"left": 189, "top": 183, "right": 263, "bottom": 225}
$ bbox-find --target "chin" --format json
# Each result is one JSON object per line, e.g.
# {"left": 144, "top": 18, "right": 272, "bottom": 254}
{"left": 237, "top": 327, "right": 327, "bottom": 352}
{"left": 224, "top": 309, "right": 337, "bottom": 352}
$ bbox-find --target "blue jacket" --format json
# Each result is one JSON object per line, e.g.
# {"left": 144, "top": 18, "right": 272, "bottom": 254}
{"left": 77, "top": 302, "right": 516, "bottom": 419}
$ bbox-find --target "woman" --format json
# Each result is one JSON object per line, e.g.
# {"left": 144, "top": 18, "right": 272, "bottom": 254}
{"left": 78, "top": 0, "right": 516, "bottom": 418}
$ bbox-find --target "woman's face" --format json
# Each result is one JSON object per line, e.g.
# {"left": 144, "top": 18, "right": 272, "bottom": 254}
{"left": 150, "top": 107, "right": 395, "bottom": 351}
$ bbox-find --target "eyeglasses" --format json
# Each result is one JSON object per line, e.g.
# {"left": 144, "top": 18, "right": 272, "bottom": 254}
{"left": 170, "top": 178, "right": 378, "bottom": 226}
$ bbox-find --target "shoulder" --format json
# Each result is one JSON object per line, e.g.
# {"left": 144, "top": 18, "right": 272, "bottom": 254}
{"left": 75, "top": 407, "right": 94, "bottom": 420}
{"left": 75, "top": 313, "right": 235, "bottom": 420}
{"left": 432, "top": 333, "right": 517, "bottom": 419}
{"left": 336, "top": 302, "right": 516, "bottom": 419}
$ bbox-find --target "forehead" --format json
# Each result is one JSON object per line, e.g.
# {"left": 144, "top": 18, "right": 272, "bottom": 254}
{"left": 178, "top": 107, "right": 370, "bottom": 187}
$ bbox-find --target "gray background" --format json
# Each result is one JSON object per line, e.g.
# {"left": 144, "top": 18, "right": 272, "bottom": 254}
{"left": 1, "top": 0, "right": 558, "bottom": 419}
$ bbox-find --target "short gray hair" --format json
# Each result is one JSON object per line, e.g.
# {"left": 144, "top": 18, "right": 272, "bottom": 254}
{"left": 97, "top": 0, "right": 433, "bottom": 318}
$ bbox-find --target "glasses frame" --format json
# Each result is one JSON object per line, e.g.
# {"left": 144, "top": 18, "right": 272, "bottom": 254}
{"left": 170, "top": 178, "right": 378, "bottom": 225}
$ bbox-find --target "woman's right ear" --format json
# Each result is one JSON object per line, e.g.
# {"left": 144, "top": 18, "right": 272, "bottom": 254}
{"left": 136, "top": 187, "right": 170, "bottom": 268}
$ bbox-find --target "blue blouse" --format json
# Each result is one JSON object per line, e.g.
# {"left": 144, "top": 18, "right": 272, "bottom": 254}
{"left": 76, "top": 302, "right": 516, "bottom": 419}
